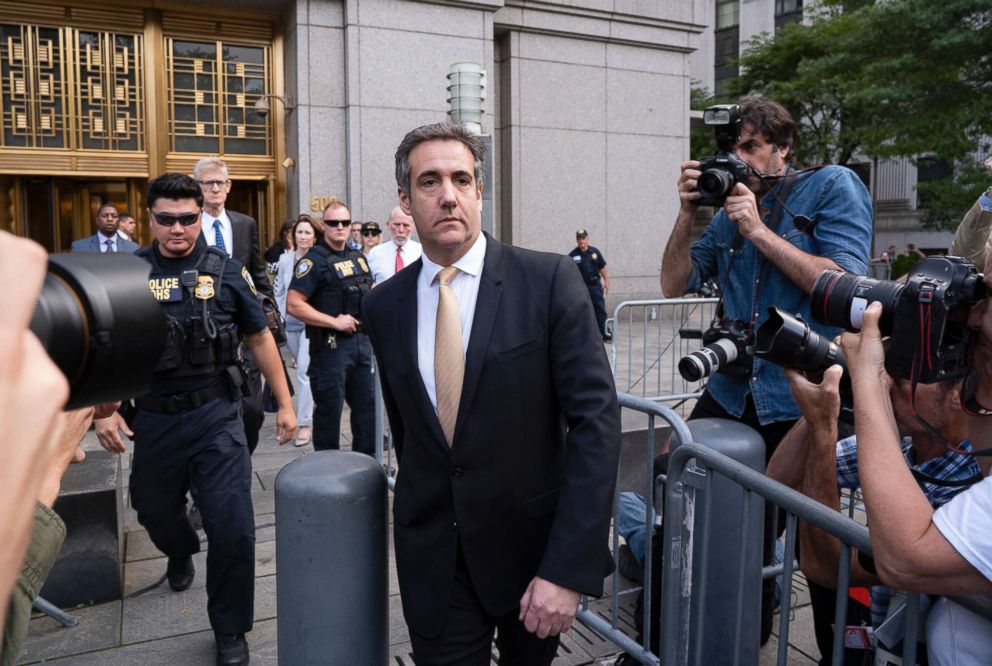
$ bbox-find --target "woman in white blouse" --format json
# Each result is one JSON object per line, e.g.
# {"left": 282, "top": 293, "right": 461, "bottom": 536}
{"left": 273, "top": 215, "right": 319, "bottom": 446}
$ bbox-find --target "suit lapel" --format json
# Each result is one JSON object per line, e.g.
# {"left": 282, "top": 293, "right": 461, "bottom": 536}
{"left": 390, "top": 259, "right": 450, "bottom": 450}
{"left": 453, "top": 235, "right": 502, "bottom": 444}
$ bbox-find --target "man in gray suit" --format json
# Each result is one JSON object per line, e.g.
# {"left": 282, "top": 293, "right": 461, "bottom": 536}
{"left": 193, "top": 157, "right": 272, "bottom": 456}
{"left": 70, "top": 204, "right": 139, "bottom": 254}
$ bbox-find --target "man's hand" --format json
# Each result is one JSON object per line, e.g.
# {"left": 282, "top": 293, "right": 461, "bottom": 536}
{"left": 677, "top": 160, "right": 703, "bottom": 211}
{"left": 0, "top": 231, "right": 71, "bottom": 634}
{"left": 332, "top": 314, "right": 360, "bottom": 334}
{"left": 518, "top": 577, "right": 581, "bottom": 638}
{"left": 785, "top": 365, "right": 843, "bottom": 432}
{"left": 94, "top": 412, "right": 132, "bottom": 454}
{"left": 37, "top": 408, "right": 93, "bottom": 507}
{"left": 723, "top": 183, "right": 765, "bottom": 238}
{"left": 839, "top": 302, "right": 887, "bottom": 389}
{"left": 274, "top": 405, "right": 298, "bottom": 445}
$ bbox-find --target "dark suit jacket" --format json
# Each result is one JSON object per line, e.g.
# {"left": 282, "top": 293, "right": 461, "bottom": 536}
{"left": 363, "top": 233, "right": 621, "bottom": 637}
{"left": 70, "top": 234, "right": 140, "bottom": 254}
{"left": 228, "top": 210, "right": 273, "bottom": 299}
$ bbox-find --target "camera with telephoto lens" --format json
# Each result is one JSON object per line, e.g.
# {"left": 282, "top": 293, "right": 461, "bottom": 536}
{"left": 754, "top": 306, "right": 854, "bottom": 423}
{"left": 811, "top": 256, "right": 986, "bottom": 383}
{"left": 693, "top": 104, "right": 753, "bottom": 208}
{"left": 29, "top": 253, "right": 167, "bottom": 409}
{"left": 678, "top": 318, "right": 754, "bottom": 382}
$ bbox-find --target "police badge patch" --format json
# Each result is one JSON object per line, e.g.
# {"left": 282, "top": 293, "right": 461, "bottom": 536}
{"left": 295, "top": 258, "right": 313, "bottom": 279}
{"left": 592, "top": 253, "right": 598, "bottom": 260}
{"left": 195, "top": 275, "right": 215, "bottom": 300}
{"left": 241, "top": 266, "right": 257, "bottom": 295}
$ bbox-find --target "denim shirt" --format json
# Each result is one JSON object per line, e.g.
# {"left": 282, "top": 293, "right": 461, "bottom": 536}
{"left": 685, "top": 165, "right": 873, "bottom": 424}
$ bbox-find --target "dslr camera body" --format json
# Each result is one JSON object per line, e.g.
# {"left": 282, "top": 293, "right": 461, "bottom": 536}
{"left": 694, "top": 104, "right": 753, "bottom": 207}
{"left": 678, "top": 318, "right": 754, "bottom": 382}
{"left": 812, "top": 256, "right": 986, "bottom": 383}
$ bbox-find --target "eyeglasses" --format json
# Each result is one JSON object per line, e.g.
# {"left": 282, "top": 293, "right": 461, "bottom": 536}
{"left": 152, "top": 212, "right": 200, "bottom": 227}
{"left": 362, "top": 230, "right": 381, "bottom": 237}
{"left": 197, "top": 179, "right": 230, "bottom": 189}
{"left": 322, "top": 219, "right": 351, "bottom": 228}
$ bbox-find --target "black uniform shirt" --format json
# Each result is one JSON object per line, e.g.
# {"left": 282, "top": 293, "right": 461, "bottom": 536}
{"left": 140, "top": 235, "right": 268, "bottom": 396}
{"left": 288, "top": 242, "right": 371, "bottom": 303}
{"left": 569, "top": 245, "right": 607, "bottom": 284}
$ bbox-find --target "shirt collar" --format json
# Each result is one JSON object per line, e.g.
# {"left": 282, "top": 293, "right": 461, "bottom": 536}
{"left": 420, "top": 233, "right": 487, "bottom": 285}
{"left": 97, "top": 231, "right": 117, "bottom": 243}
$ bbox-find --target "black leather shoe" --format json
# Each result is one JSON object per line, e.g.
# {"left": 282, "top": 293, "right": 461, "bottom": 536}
{"left": 166, "top": 555, "right": 195, "bottom": 592}
{"left": 215, "top": 632, "right": 249, "bottom": 666}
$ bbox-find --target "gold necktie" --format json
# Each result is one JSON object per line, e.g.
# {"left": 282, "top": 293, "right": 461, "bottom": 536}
{"left": 435, "top": 266, "right": 463, "bottom": 446}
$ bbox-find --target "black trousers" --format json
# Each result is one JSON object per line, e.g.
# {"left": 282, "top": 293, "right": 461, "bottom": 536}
{"left": 587, "top": 283, "right": 608, "bottom": 336}
{"left": 130, "top": 396, "right": 256, "bottom": 634}
{"left": 688, "top": 389, "right": 797, "bottom": 646}
{"left": 308, "top": 333, "right": 375, "bottom": 454}
{"left": 409, "top": 546, "right": 560, "bottom": 666}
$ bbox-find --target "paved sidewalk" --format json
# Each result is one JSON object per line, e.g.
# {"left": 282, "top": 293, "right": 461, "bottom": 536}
{"left": 16, "top": 335, "right": 825, "bottom": 664}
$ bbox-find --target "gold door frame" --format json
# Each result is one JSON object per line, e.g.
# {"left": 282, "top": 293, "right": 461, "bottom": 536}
{"left": 0, "top": 0, "right": 286, "bottom": 246}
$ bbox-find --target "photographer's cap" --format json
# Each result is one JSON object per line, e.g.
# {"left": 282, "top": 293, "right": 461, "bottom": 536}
{"left": 576, "top": 228, "right": 589, "bottom": 239}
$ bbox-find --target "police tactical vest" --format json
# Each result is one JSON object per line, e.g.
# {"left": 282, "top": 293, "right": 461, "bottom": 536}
{"left": 309, "top": 245, "right": 374, "bottom": 319}
{"left": 143, "top": 245, "right": 241, "bottom": 380}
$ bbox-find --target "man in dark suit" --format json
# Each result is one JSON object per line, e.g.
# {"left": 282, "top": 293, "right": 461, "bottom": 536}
{"left": 70, "top": 204, "right": 140, "bottom": 254}
{"left": 194, "top": 157, "right": 272, "bottom": 456}
{"left": 363, "top": 122, "right": 621, "bottom": 665}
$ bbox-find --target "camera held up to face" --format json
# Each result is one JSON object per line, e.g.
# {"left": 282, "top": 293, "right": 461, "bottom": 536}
{"left": 693, "top": 104, "right": 753, "bottom": 208}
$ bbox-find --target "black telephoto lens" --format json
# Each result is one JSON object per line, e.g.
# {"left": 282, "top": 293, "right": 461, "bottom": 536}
{"left": 810, "top": 269, "right": 902, "bottom": 334}
{"left": 754, "top": 307, "right": 847, "bottom": 376}
{"left": 29, "top": 253, "right": 167, "bottom": 409}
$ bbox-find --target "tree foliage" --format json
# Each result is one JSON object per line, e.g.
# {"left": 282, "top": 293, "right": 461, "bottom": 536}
{"left": 734, "top": 0, "right": 992, "bottom": 228}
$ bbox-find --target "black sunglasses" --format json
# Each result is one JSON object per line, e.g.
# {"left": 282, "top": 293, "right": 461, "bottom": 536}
{"left": 362, "top": 230, "right": 381, "bottom": 236}
{"left": 152, "top": 212, "right": 200, "bottom": 227}
{"left": 322, "top": 218, "right": 351, "bottom": 228}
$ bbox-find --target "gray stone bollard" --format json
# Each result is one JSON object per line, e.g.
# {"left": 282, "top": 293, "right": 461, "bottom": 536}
{"left": 276, "top": 451, "right": 388, "bottom": 665}
{"left": 674, "top": 418, "right": 766, "bottom": 665}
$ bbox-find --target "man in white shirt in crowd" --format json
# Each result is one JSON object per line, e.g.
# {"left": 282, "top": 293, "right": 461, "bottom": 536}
{"left": 367, "top": 205, "right": 422, "bottom": 284}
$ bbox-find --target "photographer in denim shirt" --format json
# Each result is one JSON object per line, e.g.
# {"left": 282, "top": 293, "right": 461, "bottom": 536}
{"left": 660, "top": 96, "right": 873, "bottom": 643}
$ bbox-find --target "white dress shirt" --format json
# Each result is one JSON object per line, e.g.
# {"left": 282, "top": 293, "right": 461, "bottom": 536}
{"left": 417, "top": 233, "right": 486, "bottom": 411}
{"left": 203, "top": 209, "right": 233, "bottom": 255}
{"left": 97, "top": 230, "right": 118, "bottom": 253}
{"left": 368, "top": 238, "right": 423, "bottom": 284}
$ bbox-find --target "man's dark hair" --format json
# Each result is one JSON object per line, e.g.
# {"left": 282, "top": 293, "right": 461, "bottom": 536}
{"left": 395, "top": 122, "right": 486, "bottom": 193}
{"left": 96, "top": 203, "right": 119, "bottom": 216}
{"left": 739, "top": 96, "right": 798, "bottom": 164}
{"left": 147, "top": 173, "right": 204, "bottom": 209}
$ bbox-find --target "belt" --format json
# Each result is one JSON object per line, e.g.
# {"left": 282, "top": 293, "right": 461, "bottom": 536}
{"left": 134, "top": 381, "right": 232, "bottom": 414}
{"left": 586, "top": 277, "right": 601, "bottom": 285}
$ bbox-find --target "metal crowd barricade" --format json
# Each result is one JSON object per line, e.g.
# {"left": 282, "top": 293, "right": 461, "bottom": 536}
{"left": 573, "top": 393, "right": 693, "bottom": 666}
{"left": 606, "top": 298, "right": 718, "bottom": 412}
{"left": 868, "top": 260, "right": 892, "bottom": 280}
{"left": 662, "top": 441, "right": 929, "bottom": 666}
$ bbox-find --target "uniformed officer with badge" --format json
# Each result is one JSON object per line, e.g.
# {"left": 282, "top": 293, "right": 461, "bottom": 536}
{"left": 569, "top": 228, "right": 611, "bottom": 341}
{"left": 286, "top": 199, "right": 376, "bottom": 454}
{"left": 94, "top": 173, "right": 297, "bottom": 666}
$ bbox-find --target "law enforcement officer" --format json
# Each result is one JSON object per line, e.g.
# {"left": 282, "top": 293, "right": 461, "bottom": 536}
{"left": 286, "top": 199, "right": 376, "bottom": 454}
{"left": 569, "top": 228, "right": 611, "bottom": 341}
{"left": 94, "top": 173, "right": 296, "bottom": 666}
